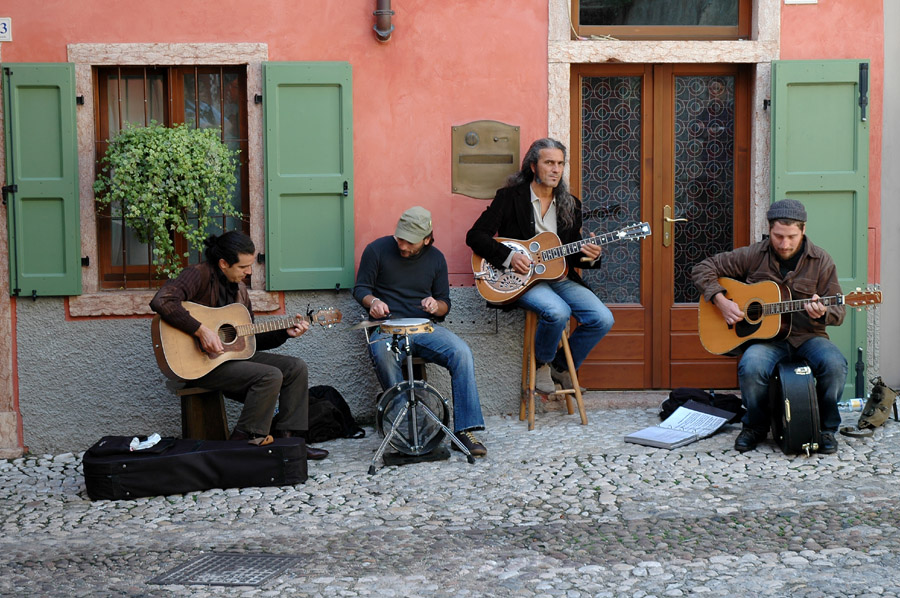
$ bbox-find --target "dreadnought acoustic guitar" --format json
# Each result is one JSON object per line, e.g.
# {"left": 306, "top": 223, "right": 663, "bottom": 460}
{"left": 698, "top": 278, "right": 882, "bottom": 355}
{"left": 152, "top": 302, "right": 342, "bottom": 380}
{"left": 471, "top": 222, "right": 651, "bottom": 305}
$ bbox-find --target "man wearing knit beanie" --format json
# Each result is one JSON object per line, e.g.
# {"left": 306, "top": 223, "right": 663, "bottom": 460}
{"left": 691, "top": 199, "right": 848, "bottom": 455}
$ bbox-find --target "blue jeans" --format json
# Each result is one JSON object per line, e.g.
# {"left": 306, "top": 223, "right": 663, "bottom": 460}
{"left": 515, "top": 279, "right": 615, "bottom": 370}
{"left": 367, "top": 325, "right": 485, "bottom": 432}
{"left": 738, "top": 337, "right": 848, "bottom": 433}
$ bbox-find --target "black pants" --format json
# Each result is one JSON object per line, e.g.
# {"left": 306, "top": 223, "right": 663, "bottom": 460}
{"left": 196, "top": 352, "right": 309, "bottom": 436}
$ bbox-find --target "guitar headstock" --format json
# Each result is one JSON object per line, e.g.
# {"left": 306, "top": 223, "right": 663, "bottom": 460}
{"left": 310, "top": 308, "right": 343, "bottom": 328}
{"left": 845, "top": 289, "right": 883, "bottom": 309}
{"left": 615, "top": 222, "right": 652, "bottom": 241}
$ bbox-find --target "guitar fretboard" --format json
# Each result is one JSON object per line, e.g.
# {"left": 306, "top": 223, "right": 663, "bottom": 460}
{"left": 763, "top": 295, "right": 843, "bottom": 316}
{"left": 235, "top": 316, "right": 307, "bottom": 338}
{"left": 540, "top": 230, "right": 628, "bottom": 261}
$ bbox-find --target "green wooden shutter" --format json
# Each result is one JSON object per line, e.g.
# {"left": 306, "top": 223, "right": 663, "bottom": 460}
{"left": 771, "top": 59, "right": 870, "bottom": 398}
{"left": 262, "top": 62, "right": 353, "bottom": 290}
{"left": 2, "top": 63, "right": 81, "bottom": 296}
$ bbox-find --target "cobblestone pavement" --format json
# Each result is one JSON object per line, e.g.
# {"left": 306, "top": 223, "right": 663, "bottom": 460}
{"left": 2, "top": 405, "right": 900, "bottom": 598}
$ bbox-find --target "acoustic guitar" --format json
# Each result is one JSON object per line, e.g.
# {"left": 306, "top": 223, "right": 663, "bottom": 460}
{"left": 151, "top": 302, "right": 342, "bottom": 380}
{"left": 698, "top": 278, "right": 882, "bottom": 355}
{"left": 471, "top": 222, "right": 651, "bottom": 304}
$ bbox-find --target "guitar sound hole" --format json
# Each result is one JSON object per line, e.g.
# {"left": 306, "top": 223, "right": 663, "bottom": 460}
{"left": 529, "top": 241, "right": 541, "bottom": 252}
{"left": 745, "top": 301, "right": 763, "bottom": 322}
{"left": 534, "top": 264, "right": 546, "bottom": 275}
{"left": 219, "top": 325, "right": 238, "bottom": 344}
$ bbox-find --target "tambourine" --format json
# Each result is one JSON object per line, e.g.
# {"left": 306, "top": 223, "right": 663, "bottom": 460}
{"left": 377, "top": 318, "right": 434, "bottom": 336}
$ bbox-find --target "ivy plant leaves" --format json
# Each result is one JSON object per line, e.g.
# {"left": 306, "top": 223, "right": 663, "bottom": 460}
{"left": 93, "top": 122, "right": 241, "bottom": 278}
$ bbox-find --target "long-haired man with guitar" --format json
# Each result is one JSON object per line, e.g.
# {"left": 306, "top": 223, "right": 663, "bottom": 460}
{"left": 150, "top": 231, "right": 328, "bottom": 459}
{"left": 692, "top": 199, "right": 848, "bottom": 454}
{"left": 466, "top": 138, "right": 615, "bottom": 394}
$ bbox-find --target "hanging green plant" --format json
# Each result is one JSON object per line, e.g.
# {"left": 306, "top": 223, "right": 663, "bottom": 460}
{"left": 93, "top": 121, "right": 241, "bottom": 278}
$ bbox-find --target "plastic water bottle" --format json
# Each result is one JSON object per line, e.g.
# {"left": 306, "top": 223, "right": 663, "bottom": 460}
{"left": 838, "top": 398, "right": 864, "bottom": 411}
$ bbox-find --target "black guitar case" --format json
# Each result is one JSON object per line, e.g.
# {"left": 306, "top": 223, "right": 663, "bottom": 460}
{"left": 769, "top": 360, "right": 821, "bottom": 455}
{"left": 82, "top": 436, "right": 307, "bottom": 500}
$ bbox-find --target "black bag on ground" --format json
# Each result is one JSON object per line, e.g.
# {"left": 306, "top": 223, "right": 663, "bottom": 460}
{"left": 660, "top": 388, "right": 745, "bottom": 424}
{"left": 82, "top": 436, "right": 307, "bottom": 500}
{"left": 307, "top": 385, "right": 366, "bottom": 443}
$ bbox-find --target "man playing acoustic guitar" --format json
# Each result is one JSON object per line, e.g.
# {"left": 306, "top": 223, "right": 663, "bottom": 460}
{"left": 466, "top": 138, "right": 615, "bottom": 394}
{"left": 692, "top": 199, "right": 847, "bottom": 454}
{"left": 150, "top": 231, "right": 328, "bottom": 460}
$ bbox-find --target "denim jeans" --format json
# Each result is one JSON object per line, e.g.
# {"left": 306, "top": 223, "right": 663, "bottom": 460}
{"left": 738, "top": 336, "right": 848, "bottom": 433}
{"left": 515, "top": 279, "right": 615, "bottom": 370}
{"left": 367, "top": 325, "right": 485, "bottom": 432}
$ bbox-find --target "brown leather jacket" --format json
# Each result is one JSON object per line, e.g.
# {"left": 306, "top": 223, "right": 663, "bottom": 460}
{"left": 691, "top": 236, "right": 845, "bottom": 347}
{"left": 149, "top": 262, "right": 288, "bottom": 350}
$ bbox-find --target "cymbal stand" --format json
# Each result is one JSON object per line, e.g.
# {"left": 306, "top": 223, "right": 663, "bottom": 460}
{"left": 368, "top": 329, "right": 475, "bottom": 474}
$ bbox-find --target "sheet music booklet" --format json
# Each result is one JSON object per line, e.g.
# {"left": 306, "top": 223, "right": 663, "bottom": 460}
{"left": 624, "top": 399, "right": 736, "bottom": 449}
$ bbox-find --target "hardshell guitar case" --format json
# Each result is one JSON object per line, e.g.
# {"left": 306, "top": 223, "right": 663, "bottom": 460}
{"left": 83, "top": 436, "right": 307, "bottom": 500}
{"left": 769, "top": 360, "right": 821, "bottom": 455}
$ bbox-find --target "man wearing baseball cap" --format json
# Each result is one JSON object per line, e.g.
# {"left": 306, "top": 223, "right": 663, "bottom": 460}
{"left": 692, "top": 199, "right": 848, "bottom": 454}
{"left": 353, "top": 206, "right": 487, "bottom": 456}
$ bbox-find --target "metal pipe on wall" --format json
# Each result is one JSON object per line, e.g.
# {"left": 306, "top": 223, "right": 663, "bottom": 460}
{"left": 373, "top": 0, "right": 394, "bottom": 43}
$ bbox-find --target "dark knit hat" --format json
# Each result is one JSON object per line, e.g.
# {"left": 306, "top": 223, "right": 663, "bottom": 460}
{"left": 766, "top": 199, "right": 807, "bottom": 222}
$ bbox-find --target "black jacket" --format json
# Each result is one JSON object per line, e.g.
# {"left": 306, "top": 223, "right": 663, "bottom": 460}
{"left": 465, "top": 181, "right": 600, "bottom": 288}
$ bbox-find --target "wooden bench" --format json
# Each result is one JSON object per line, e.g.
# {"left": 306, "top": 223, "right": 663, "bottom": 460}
{"left": 165, "top": 380, "right": 230, "bottom": 440}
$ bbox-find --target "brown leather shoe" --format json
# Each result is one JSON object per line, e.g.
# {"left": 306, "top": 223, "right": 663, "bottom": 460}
{"left": 230, "top": 429, "right": 251, "bottom": 441}
{"left": 306, "top": 446, "right": 329, "bottom": 460}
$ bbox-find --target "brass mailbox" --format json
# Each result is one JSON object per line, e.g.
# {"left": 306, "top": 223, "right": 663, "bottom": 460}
{"left": 451, "top": 120, "right": 520, "bottom": 199}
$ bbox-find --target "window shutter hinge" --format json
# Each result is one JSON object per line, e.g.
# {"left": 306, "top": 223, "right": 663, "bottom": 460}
{"left": 81, "top": 256, "right": 90, "bottom": 267}
{"left": 763, "top": 98, "right": 770, "bottom": 110}
{"left": 76, "top": 95, "right": 84, "bottom": 105}
{"left": 256, "top": 253, "right": 265, "bottom": 264}
{"left": 1, "top": 184, "right": 17, "bottom": 206}
{"left": 254, "top": 94, "right": 263, "bottom": 104}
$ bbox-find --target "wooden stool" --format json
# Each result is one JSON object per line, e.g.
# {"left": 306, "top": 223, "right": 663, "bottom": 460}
{"left": 166, "top": 380, "right": 229, "bottom": 440}
{"left": 405, "top": 357, "right": 428, "bottom": 382}
{"left": 520, "top": 310, "right": 588, "bottom": 430}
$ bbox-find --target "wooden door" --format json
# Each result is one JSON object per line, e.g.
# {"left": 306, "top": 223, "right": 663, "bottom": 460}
{"left": 571, "top": 63, "right": 751, "bottom": 389}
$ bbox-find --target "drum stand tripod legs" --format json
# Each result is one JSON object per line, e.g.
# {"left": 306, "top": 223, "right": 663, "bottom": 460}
{"left": 368, "top": 332, "right": 476, "bottom": 474}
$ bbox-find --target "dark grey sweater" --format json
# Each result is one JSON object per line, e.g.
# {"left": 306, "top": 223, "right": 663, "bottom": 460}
{"left": 352, "top": 236, "right": 451, "bottom": 320}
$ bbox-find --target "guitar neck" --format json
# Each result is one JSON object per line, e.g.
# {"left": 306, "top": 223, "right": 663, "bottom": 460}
{"left": 541, "top": 230, "right": 625, "bottom": 261}
{"left": 764, "top": 295, "right": 843, "bottom": 316}
{"left": 235, "top": 315, "right": 308, "bottom": 337}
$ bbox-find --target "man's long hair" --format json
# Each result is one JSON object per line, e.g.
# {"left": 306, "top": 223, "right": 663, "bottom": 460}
{"left": 505, "top": 137, "right": 576, "bottom": 230}
{"left": 204, "top": 231, "right": 255, "bottom": 266}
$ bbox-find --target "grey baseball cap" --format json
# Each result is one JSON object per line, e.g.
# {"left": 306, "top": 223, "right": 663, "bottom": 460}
{"left": 395, "top": 206, "right": 433, "bottom": 243}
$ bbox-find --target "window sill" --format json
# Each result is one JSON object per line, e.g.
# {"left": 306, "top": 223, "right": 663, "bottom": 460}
{"left": 68, "top": 289, "right": 283, "bottom": 318}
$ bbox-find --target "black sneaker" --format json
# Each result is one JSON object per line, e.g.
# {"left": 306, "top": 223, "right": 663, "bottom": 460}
{"left": 734, "top": 428, "right": 767, "bottom": 453}
{"left": 818, "top": 431, "right": 838, "bottom": 455}
{"left": 451, "top": 431, "right": 487, "bottom": 457}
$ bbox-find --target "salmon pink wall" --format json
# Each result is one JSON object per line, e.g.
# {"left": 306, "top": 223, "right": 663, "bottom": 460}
{"left": 781, "top": 1, "right": 884, "bottom": 283}
{"left": 1, "top": 0, "right": 548, "bottom": 282}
